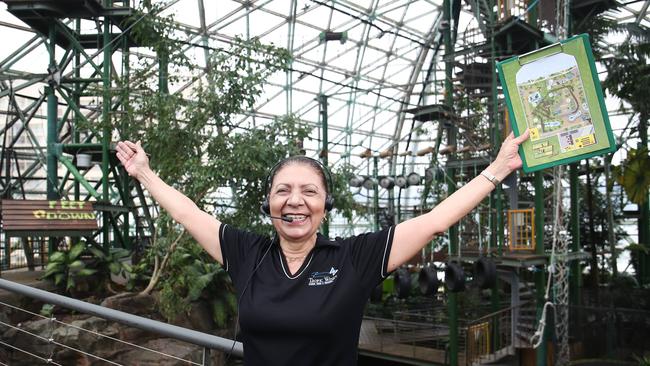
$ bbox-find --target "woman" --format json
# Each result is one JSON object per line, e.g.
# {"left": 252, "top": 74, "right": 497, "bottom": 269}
{"left": 115, "top": 129, "right": 529, "bottom": 366}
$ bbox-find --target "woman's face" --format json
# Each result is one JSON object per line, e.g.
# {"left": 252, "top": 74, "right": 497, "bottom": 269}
{"left": 269, "top": 163, "right": 327, "bottom": 243}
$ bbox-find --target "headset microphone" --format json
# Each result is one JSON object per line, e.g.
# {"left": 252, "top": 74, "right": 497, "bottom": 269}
{"left": 269, "top": 214, "right": 294, "bottom": 222}
{"left": 259, "top": 206, "right": 294, "bottom": 222}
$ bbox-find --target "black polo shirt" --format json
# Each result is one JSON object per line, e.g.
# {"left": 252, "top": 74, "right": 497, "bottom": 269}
{"left": 219, "top": 224, "right": 395, "bottom": 366}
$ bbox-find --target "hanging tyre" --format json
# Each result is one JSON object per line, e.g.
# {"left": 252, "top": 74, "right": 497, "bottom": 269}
{"left": 445, "top": 262, "right": 466, "bottom": 292}
{"left": 474, "top": 257, "right": 497, "bottom": 289}
{"left": 418, "top": 266, "right": 440, "bottom": 296}
{"left": 394, "top": 268, "right": 411, "bottom": 299}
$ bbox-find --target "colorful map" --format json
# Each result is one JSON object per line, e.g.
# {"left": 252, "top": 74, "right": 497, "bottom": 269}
{"left": 516, "top": 53, "right": 596, "bottom": 159}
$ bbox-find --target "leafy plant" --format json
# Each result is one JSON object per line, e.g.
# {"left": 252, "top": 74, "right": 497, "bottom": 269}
{"left": 157, "top": 240, "right": 236, "bottom": 328}
{"left": 39, "top": 304, "right": 55, "bottom": 317}
{"left": 635, "top": 355, "right": 650, "bottom": 366}
{"left": 87, "top": 246, "right": 134, "bottom": 291}
{"left": 41, "top": 242, "right": 96, "bottom": 292}
{"left": 613, "top": 148, "right": 650, "bottom": 205}
{"left": 109, "top": 2, "right": 364, "bottom": 327}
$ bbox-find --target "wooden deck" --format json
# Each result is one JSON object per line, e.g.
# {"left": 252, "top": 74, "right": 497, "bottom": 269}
{"left": 359, "top": 318, "right": 466, "bottom": 365}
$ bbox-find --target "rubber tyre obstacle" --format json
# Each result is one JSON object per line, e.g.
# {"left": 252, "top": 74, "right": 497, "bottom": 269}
{"left": 474, "top": 257, "right": 496, "bottom": 289}
{"left": 418, "top": 266, "right": 440, "bottom": 296}
{"left": 445, "top": 262, "right": 466, "bottom": 292}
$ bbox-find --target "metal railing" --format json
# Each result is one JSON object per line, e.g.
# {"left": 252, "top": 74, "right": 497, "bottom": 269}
{"left": 465, "top": 305, "right": 515, "bottom": 366}
{"left": 359, "top": 311, "right": 470, "bottom": 365}
{"left": 0, "top": 279, "right": 242, "bottom": 364}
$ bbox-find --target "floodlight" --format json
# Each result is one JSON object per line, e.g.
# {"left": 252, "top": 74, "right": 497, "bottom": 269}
{"left": 395, "top": 175, "right": 408, "bottom": 188}
{"left": 349, "top": 175, "right": 364, "bottom": 188}
{"left": 362, "top": 177, "right": 376, "bottom": 190}
{"left": 379, "top": 176, "right": 395, "bottom": 189}
{"left": 407, "top": 172, "right": 421, "bottom": 186}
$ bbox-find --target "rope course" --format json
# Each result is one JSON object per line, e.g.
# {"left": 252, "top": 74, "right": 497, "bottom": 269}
{"left": 0, "top": 300, "right": 204, "bottom": 365}
{"left": 530, "top": 2, "right": 573, "bottom": 364}
{"left": 530, "top": 165, "right": 571, "bottom": 366}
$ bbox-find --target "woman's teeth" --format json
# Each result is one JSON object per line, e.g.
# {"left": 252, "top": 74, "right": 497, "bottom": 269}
{"left": 286, "top": 214, "right": 307, "bottom": 221}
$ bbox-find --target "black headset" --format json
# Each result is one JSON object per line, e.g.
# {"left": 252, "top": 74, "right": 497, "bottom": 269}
{"left": 260, "top": 156, "right": 335, "bottom": 214}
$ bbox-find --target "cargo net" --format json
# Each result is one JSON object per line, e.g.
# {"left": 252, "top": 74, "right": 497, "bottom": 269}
{"left": 531, "top": 166, "right": 570, "bottom": 366}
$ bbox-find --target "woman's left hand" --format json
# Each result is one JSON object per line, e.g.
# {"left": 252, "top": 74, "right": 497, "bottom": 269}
{"left": 490, "top": 129, "right": 530, "bottom": 180}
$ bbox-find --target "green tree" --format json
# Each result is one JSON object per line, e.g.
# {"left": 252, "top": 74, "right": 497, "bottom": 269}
{"left": 112, "top": 3, "right": 360, "bottom": 326}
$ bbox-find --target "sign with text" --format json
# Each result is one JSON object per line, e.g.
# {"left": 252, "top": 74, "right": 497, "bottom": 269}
{"left": 1, "top": 199, "right": 98, "bottom": 236}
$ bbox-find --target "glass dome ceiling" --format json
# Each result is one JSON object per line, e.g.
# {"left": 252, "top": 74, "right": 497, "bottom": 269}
{"left": 0, "top": 0, "right": 648, "bottom": 232}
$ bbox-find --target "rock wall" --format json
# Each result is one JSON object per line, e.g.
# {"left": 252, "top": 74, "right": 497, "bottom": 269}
{"left": 0, "top": 292, "right": 235, "bottom": 365}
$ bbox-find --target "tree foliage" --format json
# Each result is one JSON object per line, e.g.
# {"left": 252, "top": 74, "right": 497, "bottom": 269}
{"left": 109, "top": 3, "right": 360, "bottom": 326}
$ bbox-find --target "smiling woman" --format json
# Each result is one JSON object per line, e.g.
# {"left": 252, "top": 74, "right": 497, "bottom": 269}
{"left": 115, "top": 131, "right": 528, "bottom": 366}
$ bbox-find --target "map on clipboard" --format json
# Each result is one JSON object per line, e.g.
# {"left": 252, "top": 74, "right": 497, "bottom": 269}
{"left": 497, "top": 34, "right": 615, "bottom": 173}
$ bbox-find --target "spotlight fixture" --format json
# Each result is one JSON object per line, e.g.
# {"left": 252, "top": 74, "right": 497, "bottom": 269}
{"left": 395, "top": 175, "right": 408, "bottom": 188}
{"left": 349, "top": 175, "right": 364, "bottom": 188}
{"left": 379, "top": 176, "right": 395, "bottom": 189}
{"left": 319, "top": 31, "right": 348, "bottom": 44}
{"left": 407, "top": 172, "right": 421, "bottom": 186}
{"left": 75, "top": 153, "right": 93, "bottom": 169}
{"left": 362, "top": 177, "right": 376, "bottom": 190}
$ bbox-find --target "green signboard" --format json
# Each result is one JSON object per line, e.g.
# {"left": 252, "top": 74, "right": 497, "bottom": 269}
{"left": 497, "top": 34, "right": 616, "bottom": 173}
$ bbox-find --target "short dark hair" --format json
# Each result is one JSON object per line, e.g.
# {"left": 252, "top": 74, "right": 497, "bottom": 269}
{"left": 268, "top": 156, "right": 330, "bottom": 195}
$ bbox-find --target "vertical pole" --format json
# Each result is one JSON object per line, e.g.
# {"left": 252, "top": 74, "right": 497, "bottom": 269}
{"left": 638, "top": 115, "right": 649, "bottom": 284}
{"left": 102, "top": 2, "right": 113, "bottom": 251}
{"left": 71, "top": 19, "right": 82, "bottom": 248}
{"left": 318, "top": 95, "right": 330, "bottom": 237}
{"left": 373, "top": 156, "right": 379, "bottom": 232}
{"left": 46, "top": 23, "right": 59, "bottom": 255}
{"left": 443, "top": 0, "right": 458, "bottom": 364}
{"left": 122, "top": 19, "right": 131, "bottom": 250}
{"left": 74, "top": 19, "right": 81, "bottom": 203}
{"left": 534, "top": 172, "right": 547, "bottom": 365}
{"left": 585, "top": 160, "right": 599, "bottom": 297}
{"left": 569, "top": 163, "right": 581, "bottom": 305}
{"left": 487, "top": 0, "right": 502, "bottom": 341}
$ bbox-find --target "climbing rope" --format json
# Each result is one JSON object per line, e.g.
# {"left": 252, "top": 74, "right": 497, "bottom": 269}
{"left": 529, "top": 164, "right": 571, "bottom": 365}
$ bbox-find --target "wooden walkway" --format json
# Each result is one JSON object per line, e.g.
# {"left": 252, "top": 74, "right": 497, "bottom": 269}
{"left": 359, "top": 318, "right": 466, "bottom": 365}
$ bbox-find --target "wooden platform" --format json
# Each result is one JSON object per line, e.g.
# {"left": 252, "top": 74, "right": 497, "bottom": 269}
{"left": 359, "top": 319, "right": 465, "bottom": 365}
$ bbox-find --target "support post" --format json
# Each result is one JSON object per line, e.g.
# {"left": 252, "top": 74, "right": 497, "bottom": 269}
{"left": 639, "top": 114, "right": 649, "bottom": 284}
{"left": 534, "top": 172, "right": 547, "bottom": 365}
{"left": 569, "top": 163, "right": 581, "bottom": 306}
{"left": 46, "top": 23, "right": 59, "bottom": 255}
{"left": 102, "top": 3, "right": 112, "bottom": 251}
{"left": 443, "top": 0, "right": 459, "bottom": 363}
{"left": 318, "top": 94, "right": 329, "bottom": 237}
{"left": 373, "top": 156, "right": 379, "bottom": 232}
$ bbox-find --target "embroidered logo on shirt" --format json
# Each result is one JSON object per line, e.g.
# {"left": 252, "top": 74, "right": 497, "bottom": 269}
{"left": 308, "top": 267, "right": 339, "bottom": 286}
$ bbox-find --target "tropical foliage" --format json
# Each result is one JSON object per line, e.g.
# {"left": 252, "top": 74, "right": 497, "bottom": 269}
{"left": 42, "top": 242, "right": 96, "bottom": 292}
{"left": 102, "top": 3, "right": 360, "bottom": 326}
{"left": 614, "top": 148, "right": 650, "bottom": 205}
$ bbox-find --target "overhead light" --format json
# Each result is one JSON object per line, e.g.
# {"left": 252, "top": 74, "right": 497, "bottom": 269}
{"left": 362, "top": 177, "right": 376, "bottom": 190}
{"left": 76, "top": 153, "right": 93, "bottom": 169}
{"left": 320, "top": 31, "right": 348, "bottom": 44}
{"left": 379, "top": 176, "right": 395, "bottom": 189}
{"left": 349, "top": 175, "right": 364, "bottom": 188}
{"left": 407, "top": 172, "right": 421, "bottom": 186}
{"left": 395, "top": 175, "right": 408, "bottom": 188}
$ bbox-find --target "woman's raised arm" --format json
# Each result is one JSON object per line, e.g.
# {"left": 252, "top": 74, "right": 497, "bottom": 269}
{"left": 387, "top": 130, "right": 530, "bottom": 272}
{"left": 115, "top": 141, "right": 224, "bottom": 264}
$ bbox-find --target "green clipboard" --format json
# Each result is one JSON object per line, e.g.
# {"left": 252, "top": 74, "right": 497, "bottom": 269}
{"left": 496, "top": 33, "right": 615, "bottom": 173}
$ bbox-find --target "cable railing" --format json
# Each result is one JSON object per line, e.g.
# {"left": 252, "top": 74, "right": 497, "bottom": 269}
{"left": 466, "top": 304, "right": 515, "bottom": 366}
{"left": 359, "top": 315, "right": 464, "bottom": 364}
{"left": 0, "top": 279, "right": 242, "bottom": 365}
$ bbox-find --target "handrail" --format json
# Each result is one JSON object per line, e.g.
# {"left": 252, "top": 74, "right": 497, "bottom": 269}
{"left": 468, "top": 301, "right": 531, "bottom": 326}
{"left": 0, "top": 279, "right": 243, "bottom": 356}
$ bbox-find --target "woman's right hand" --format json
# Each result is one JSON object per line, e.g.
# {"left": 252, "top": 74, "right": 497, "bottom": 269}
{"left": 115, "top": 141, "right": 150, "bottom": 181}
